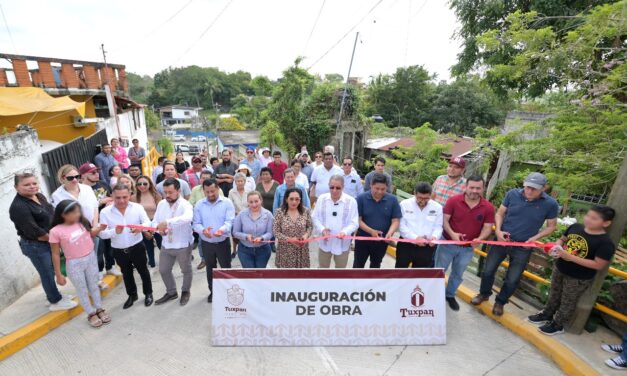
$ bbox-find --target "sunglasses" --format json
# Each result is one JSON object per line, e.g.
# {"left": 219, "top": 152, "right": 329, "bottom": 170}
{"left": 246, "top": 151, "right": 254, "bottom": 154}
{"left": 329, "top": 186, "right": 342, "bottom": 190}
{"left": 65, "top": 175, "right": 81, "bottom": 181}
{"left": 343, "top": 162, "right": 352, "bottom": 166}
{"left": 315, "top": 155, "right": 322, "bottom": 159}
{"left": 137, "top": 182, "right": 149, "bottom": 187}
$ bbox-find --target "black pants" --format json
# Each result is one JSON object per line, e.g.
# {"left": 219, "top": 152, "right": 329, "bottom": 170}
{"left": 395, "top": 241, "right": 435, "bottom": 268}
{"left": 353, "top": 239, "right": 389, "bottom": 268}
{"left": 113, "top": 242, "right": 153, "bottom": 296}
{"left": 97, "top": 238, "right": 115, "bottom": 271}
{"left": 201, "top": 239, "right": 231, "bottom": 292}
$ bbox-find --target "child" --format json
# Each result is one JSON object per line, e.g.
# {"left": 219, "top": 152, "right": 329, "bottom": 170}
{"left": 49, "top": 199, "right": 112, "bottom": 328}
{"left": 527, "top": 204, "right": 616, "bottom": 335}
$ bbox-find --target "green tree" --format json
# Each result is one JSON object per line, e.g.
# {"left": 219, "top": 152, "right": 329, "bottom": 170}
{"left": 219, "top": 116, "right": 246, "bottom": 130}
{"left": 127, "top": 72, "right": 153, "bottom": 103}
{"left": 430, "top": 77, "right": 508, "bottom": 135}
{"left": 144, "top": 108, "right": 160, "bottom": 130}
{"left": 324, "top": 73, "right": 344, "bottom": 83}
{"left": 366, "top": 65, "right": 435, "bottom": 128}
{"left": 387, "top": 124, "right": 450, "bottom": 192}
{"left": 449, "top": 0, "right": 616, "bottom": 78}
{"left": 251, "top": 76, "right": 274, "bottom": 96}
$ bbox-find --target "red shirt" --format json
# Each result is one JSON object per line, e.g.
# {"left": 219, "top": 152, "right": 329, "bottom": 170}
{"left": 443, "top": 193, "right": 495, "bottom": 240}
{"left": 267, "top": 161, "right": 288, "bottom": 184}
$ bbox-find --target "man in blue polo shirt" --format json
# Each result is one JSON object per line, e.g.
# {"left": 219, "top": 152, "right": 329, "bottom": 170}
{"left": 354, "top": 173, "right": 402, "bottom": 268}
{"left": 472, "top": 172, "right": 558, "bottom": 316}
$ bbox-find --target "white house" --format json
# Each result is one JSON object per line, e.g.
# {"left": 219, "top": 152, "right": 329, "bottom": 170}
{"left": 159, "top": 105, "right": 202, "bottom": 126}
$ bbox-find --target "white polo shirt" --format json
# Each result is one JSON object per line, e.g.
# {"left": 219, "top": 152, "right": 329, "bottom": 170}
{"left": 310, "top": 164, "right": 343, "bottom": 197}
{"left": 399, "top": 198, "right": 443, "bottom": 240}
{"left": 99, "top": 202, "right": 151, "bottom": 249}
{"left": 51, "top": 183, "right": 99, "bottom": 224}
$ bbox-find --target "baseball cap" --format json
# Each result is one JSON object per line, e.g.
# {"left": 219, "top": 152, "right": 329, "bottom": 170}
{"left": 79, "top": 163, "right": 99, "bottom": 175}
{"left": 246, "top": 147, "right": 255, "bottom": 152}
{"left": 523, "top": 172, "right": 547, "bottom": 190}
{"left": 300, "top": 151, "right": 309, "bottom": 156}
{"left": 192, "top": 156, "right": 202, "bottom": 163}
{"left": 449, "top": 157, "right": 466, "bottom": 168}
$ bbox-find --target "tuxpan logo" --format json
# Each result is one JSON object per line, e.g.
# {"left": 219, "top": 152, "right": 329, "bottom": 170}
{"left": 224, "top": 285, "right": 247, "bottom": 317}
{"left": 400, "top": 285, "right": 434, "bottom": 318}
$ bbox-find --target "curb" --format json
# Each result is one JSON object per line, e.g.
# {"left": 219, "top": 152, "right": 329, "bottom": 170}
{"left": 385, "top": 246, "right": 600, "bottom": 376}
{"left": 0, "top": 274, "right": 122, "bottom": 361}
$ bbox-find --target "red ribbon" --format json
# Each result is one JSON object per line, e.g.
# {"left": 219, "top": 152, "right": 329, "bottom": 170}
{"left": 123, "top": 224, "right": 555, "bottom": 252}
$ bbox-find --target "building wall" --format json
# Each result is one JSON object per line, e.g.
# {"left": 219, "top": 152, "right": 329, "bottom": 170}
{"left": 101, "top": 108, "right": 148, "bottom": 150}
{"left": 171, "top": 108, "right": 197, "bottom": 120}
{"left": 0, "top": 130, "right": 51, "bottom": 311}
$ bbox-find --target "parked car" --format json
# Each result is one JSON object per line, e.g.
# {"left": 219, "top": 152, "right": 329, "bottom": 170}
{"left": 191, "top": 136, "right": 199, "bottom": 142}
{"left": 189, "top": 145, "right": 200, "bottom": 153}
{"left": 197, "top": 135, "right": 206, "bottom": 142}
{"left": 176, "top": 144, "right": 190, "bottom": 153}
{"left": 174, "top": 134, "right": 185, "bottom": 142}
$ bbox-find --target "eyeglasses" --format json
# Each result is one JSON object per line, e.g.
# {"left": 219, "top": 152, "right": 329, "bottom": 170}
{"left": 343, "top": 162, "right": 352, "bottom": 166}
{"left": 137, "top": 182, "right": 149, "bottom": 187}
{"left": 329, "top": 186, "right": 342, "bottom": 190}
{"left": 246, "top": 151, "right": 254, "bottom": 154}
{"left": 65, "top": 175, "right": 81, "bottom": 181}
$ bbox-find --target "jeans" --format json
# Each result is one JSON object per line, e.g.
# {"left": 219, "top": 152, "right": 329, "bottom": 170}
{"left": 353, "top": 240, "right": 388, "bottom": 268}
{"left": 434, "top": 244, "right": 474, "bottom": 298}
{"left": 112, "top": 242, "right": 153, "bottom": 296}
{"left": 237, "top": 243, "right": 271, "bottom": 268}
{"left": 621, "top": 331, "right": 627, "bottom": 361}
{"left": 97, "top": 237, "right": 115, "bottom": 272}
{"left": 142, "top": 233, "right": 157, "bottom": 267}
{"left": 479, "top": 245, "right": 533, "bottom": 305}
{"left": 19, "top": 239, "right": 62, "bottom": 304}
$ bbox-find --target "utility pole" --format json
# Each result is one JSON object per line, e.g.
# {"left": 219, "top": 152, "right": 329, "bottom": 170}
{"left": 336, "top": 32, "right": 359, "bottom": 159}
{"left": 569, "top": 154, "right": 627, "bottom": 333}
{"left": 101, "top": 43, "right": 122, "bottom": 139}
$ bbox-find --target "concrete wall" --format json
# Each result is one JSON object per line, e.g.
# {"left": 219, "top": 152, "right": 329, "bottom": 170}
{"left": 101, "top": 108, "right": 148, "bottom": 150}
{"left": 0, "top": 130, "right": 50, "bottom": 311}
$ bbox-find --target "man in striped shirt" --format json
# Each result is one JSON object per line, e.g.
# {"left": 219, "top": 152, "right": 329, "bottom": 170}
{"left": 432, "top": 157, "right": 467, "bottom": 206}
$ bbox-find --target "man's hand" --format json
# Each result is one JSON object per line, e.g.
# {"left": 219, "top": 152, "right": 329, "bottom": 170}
{"left": 322, "top": 228, "right": 331, "bottom": 237}
{"left": 56, "top": 274, "right": 67, "bottom": 286}
{"left": 129, "top": 227, "right": 141, "bottom": 235}
{"left": 253, "top": 237, "right": 263, "bottom": 243}
{"left": 246, "top": 234, "right": 253, "bottom": 242}
{"left": 100, "top": 197, "right": 113, "bottom": 206}
{"left": 144, "top": 231, "right": 154, "bottom": 240}
{"left": 370, "top": 229, "right": 383, "bottom": 238}
{"left": 557, "top": 248, "right": 572, "bottom": 261}
{"left": 336, "top": 232, "right": 346, "bottom": 239}
{"left": 415, "top": 235, "right": 427, "bottom": 245}
{"left": 524, "top": 237, "right": 539, "bottom": 249}
{"left": 449, "top": 232, "right": 465, "bottom": 242}
{"left": 496, "top": 230, "right": 510, "bottom": 242}
{"left": 214, "top": 229, "right": 224, "bottom": 237}
{"left": 428, "top": 236, "right": 438, "bottom": 247}
{"left": 156, "top": 220, "right": 168, "bottom": 233}
{"left": 203, "top": 227, "right": 213, "bottom": 238}
{"left": 115, "top": 225, "right": 124, "bottom": 234}
{"left": 471, "top": 238, "right": 482, "bottom": 249}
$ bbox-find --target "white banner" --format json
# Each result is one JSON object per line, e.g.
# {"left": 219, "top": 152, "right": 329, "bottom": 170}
{"left": 212, "top": 269, "right": 446, "bottom": 346}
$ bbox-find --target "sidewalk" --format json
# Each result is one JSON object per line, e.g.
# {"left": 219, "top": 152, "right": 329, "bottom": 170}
{"left": 0, "top": 244, "right": 571, "bottom": 375}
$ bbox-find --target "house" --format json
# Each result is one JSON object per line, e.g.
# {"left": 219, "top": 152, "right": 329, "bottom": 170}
{"left": 159, "top": 105, "right": 202, "bottom": 126}
{"left": 216, "top": 130, "right": 260, "bottom": 159}
{"left": 0, "top": 53, "right": 147, "bottom": 148}
{"left": 365, "top": 135, "right": 476, "bottom": 161}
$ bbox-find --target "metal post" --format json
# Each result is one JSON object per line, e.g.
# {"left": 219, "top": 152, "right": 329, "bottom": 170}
{"left": 336, "top": 32, "right": 359, "bottom": 158}
{"left": 569, "top": 154, "right": 627, "bottom": 333}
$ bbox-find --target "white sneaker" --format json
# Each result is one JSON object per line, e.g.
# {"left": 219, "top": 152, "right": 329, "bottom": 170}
{"left": 106, "top": 268, "right": 122, "bottom": 277}
{"left": 45, "top": 294, "right": 75, "bottom": 307}
{"left": 98, "top": 280, "right": 109, "bottom": 290}
{"left": 49, "top": 298, "right": 78, "bottom": 312}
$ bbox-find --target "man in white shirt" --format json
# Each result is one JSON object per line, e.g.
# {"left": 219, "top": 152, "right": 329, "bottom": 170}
{"left": 312, "top": 175, "right": 359, "bottom": 268}
{"left": 156, "top": 161, "right": 191, "bottom": 200}
{"left": 152, "top": 179, "right": 194, "bottom": 306}
{"left": 341, "top": 156, "right": 364, "bottom": 198}
{"left": 309, "top": 152, "right": 343, "bottom": 203}
{"left": 99, "top": 184, "right": 154, "bottom": 309}
{"left": 397, "top": 182, "right": 443, "bottom": 268}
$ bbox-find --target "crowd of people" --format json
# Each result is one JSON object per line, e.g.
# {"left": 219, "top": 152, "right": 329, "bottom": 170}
{"left": 8, "top": 140, "right": 626, "bottom": 369}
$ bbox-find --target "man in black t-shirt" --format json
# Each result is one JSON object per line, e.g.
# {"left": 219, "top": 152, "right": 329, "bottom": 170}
{"left": 527, "top": 205, "right": 616, "bottom": 335}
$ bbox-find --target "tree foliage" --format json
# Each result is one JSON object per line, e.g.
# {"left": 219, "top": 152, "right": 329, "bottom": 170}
{"left": 387, "top": 124, "right": 450, "bottom": 192}
{"left": 127, "top": 72, "right": 153, "bottom": 104}
{"left": 219, "top": 116, "right": 246, "bottom": 131}
{"left": 144, "top": 108, "right": 160, "bottom": 130}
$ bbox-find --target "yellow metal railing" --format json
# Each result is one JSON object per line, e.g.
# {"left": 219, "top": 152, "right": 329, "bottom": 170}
{"left": 385, "top": 244, "right": 626, "bottom": 323}
{"left": 142, "top": 146, "right": 174, "bottom": 178}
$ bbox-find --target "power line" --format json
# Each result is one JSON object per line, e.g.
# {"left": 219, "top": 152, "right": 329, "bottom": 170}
{"left": 173, "top": 0, "right": 235, "bottom": 65}
{"left": 302, "top": 0, "right": 327, "bottom": 56}
{"left": 0, "top": 2, "right": 18, "bottom": 54}
{"left": 411, "top": 0, "right": 429, "bottom": 19}
{"left": 111, "top": 0, "right": 194, "bottom": 53}
{"left": 307, "top": 0, "right": 384, "bottom": 70}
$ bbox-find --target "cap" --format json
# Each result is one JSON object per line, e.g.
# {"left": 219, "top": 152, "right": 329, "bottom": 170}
{"left": 261, "top": 147, "right": 270, "bottom": 153}
{"left": 192, "top": 156, "right": 202, "bottom": 163}
{"left": 246, "top": 147, "right": 254, "bottom": 152}
{"left": 449, "top": 157, "right": 466, "bottom": 168}
{"left": 237, "top": 165, "right": 251, "bottom": 172}
{"left": 524, "top": 172, "right": 547, "bottom": 190}
{"left": 300, "top": 151, "right": 309, "bottom": 156}
{"left": 79, "top": 163, "right": 98, "bottom": 175}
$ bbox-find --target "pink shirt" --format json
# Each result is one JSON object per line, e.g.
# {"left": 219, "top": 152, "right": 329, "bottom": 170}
{"left": 113, "top": 146, "right": 130, "bottom": 169}
{"left": 49, "top": 223, "right": 94, "bottom": 259}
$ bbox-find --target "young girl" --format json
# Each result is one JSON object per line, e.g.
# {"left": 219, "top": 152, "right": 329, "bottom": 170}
{"left": 49, "top": 199, "right": 112, "bottom": 328}
{"left": 109, "top": 165, "right": 122, "bottom": 188}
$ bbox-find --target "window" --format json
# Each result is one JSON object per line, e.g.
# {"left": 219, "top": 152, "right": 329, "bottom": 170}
{"left": 184, "top": 111, "right": 190, "bottom": 116}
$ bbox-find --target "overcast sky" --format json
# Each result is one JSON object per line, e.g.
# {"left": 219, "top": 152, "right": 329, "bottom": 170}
{"left": 1, "top": 0, "right": 461, "bottom": 81}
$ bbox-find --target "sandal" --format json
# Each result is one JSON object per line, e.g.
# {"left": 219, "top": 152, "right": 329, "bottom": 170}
{"left": 88, "top": 312, "right": 103, "bottom": 328}
{"left": 98, "top": 280, "right": 109, "bottom": 290}
{"left": 96, "top": 308, "right": 111, "bottom": 324}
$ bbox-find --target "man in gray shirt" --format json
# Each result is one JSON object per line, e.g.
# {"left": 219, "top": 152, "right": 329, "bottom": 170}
{"left": 364, "top": 156, "right": 392, "bottom": 193}
{"left": 156, "top": 162, "right": 191, "bottom": 200}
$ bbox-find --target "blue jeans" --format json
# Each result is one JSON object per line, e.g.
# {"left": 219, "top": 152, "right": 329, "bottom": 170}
{"left": 621, "top": 331, "right": 627, "bottom": 361}
{"left": 237, "top": 243, "right": 271, "bottom": 268}
{"left": 142, "top": 233, "right": 162, "bottom": 267}
{"left": 19, "top": 239, "right": 62, "bottom": 304}
{"left": 434, "top": 244, "right": 474, "bottom": 298}
{"left": 479, "top": 245, "right": 532, "bottom": 305}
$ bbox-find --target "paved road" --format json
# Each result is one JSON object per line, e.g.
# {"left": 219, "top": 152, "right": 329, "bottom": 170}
{"left": 0, "top": 244, "right": 563, "bottom": 376}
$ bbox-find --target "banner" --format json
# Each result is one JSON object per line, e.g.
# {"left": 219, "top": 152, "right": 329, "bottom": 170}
{"left": 212, "top": 269, "right": 446, "bottom": 346}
